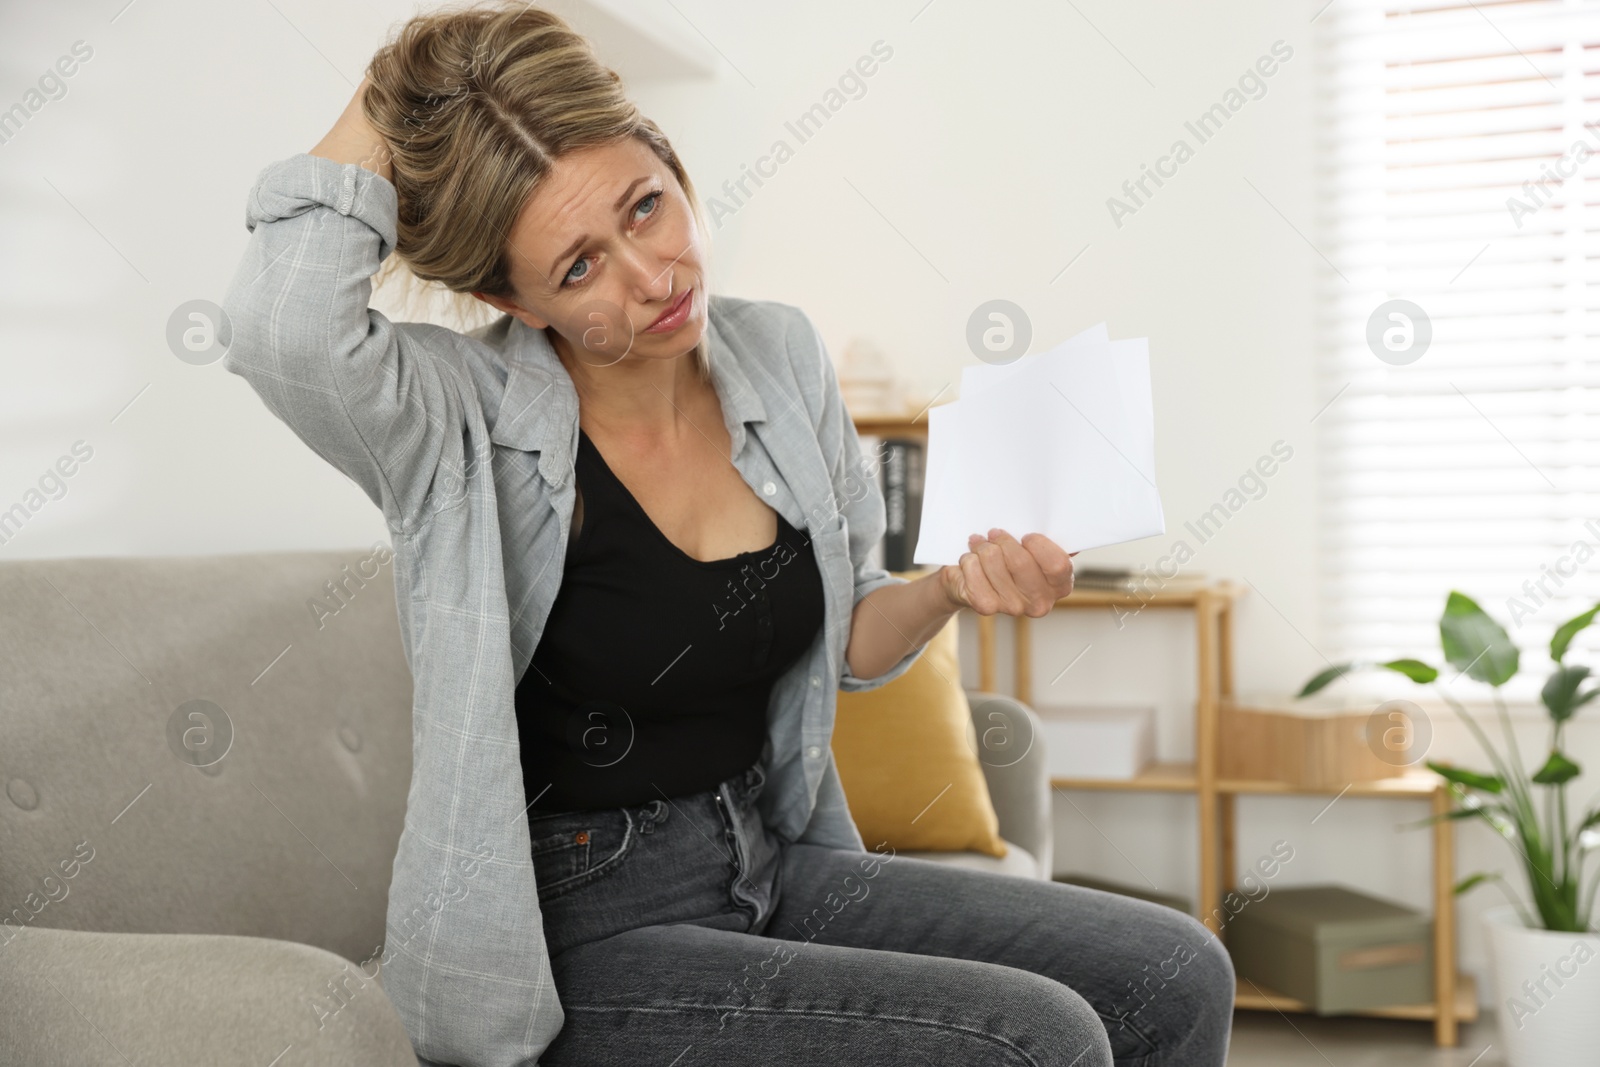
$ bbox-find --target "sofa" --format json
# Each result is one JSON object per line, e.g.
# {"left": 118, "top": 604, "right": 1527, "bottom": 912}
{"left": 0, "top": 548, "right": 1054, "bottom": 1066}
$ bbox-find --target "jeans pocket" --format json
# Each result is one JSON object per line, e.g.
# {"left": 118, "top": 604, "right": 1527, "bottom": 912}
{"left": 528, "top": 807, "right": 637, "bottom": 903}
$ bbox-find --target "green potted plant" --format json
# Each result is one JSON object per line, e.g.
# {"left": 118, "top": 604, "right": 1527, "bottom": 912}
{"left": 1298, "top": 592, "right": 1599, "bottom": 1065}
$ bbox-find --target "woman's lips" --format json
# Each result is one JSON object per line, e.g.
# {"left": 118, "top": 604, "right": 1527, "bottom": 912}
{"left": 644, "top": 287, "right": 693, "bottom": 333}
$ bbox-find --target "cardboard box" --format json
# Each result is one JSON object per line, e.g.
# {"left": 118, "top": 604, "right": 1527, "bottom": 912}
{"left": 1226, "top": 885, "right": 1432, "bottom": 1014}
{"left": 1219, "top": 700, "right": 1408, "bottom": 789}
{"left": 1034, "top": 705, "right": 1154, "bottom": 779}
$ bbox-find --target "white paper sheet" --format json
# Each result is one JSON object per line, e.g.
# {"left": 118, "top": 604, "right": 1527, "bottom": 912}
{"left": 911, "top": 324, "right": 1165, "bottom": 565}
{"left": 957, "top": 321, "right": 1108, "bottom": 399}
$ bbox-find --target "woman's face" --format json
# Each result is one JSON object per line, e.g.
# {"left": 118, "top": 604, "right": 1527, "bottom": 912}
{"left": 475, "top": 136, "right": 706, "bottom": 369}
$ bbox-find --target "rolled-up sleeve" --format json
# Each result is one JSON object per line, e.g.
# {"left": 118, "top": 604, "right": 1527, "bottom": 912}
{"left": 790, "top": 307, "right": 925, "bottom": 693}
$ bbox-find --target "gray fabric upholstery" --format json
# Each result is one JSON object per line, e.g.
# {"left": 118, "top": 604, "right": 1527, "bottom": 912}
{"left": 0, "top": 550, "right": 412, "bottom": 953}
{"left": 0, "top": 549, "right": 1054, "bottom": 1064}
{"left": 899, "top": 840, "right": 1039, "bottom": 878}
{"left": 959, "top": 691, "right": 1055, "bottom": 880}
{"left": 0, "top": 926, "right": 417, "bottom": 1066}
{"left": 853, "top": 695, "right": 1054, "bottom": 880}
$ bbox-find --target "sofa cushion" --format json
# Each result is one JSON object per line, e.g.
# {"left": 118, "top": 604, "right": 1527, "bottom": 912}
{"left": 0, "top": 926, "right": 419, "bottom": 1067}
{"left": 832, "top": 613, "right": 1007, "bottom": 858}
{"left": 0, "top": 550, "right": 411, "bottom": 967}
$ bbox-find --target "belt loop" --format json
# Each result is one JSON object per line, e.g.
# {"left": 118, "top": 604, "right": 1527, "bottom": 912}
{"left": 638, "top": 798, "right": 668, "bottom": 834}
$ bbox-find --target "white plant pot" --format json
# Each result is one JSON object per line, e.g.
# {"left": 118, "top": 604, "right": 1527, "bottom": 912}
{"left": 1483, "top": 904, "right": 1600, "bottom": 1066}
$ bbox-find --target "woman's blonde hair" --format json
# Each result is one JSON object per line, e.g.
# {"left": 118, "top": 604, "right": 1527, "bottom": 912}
{"left": 361, "top": 1, "right": 710, "bottom": 377}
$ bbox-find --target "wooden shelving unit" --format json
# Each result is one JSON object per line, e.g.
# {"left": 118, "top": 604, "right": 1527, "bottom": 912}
{"left": 1039, "top": 581, "right": 1243, "bottom": 945}
{"left": 851, "top": 413, "right": 930, "bottom": 438}
{"left": 852, "top": 413, "right": 1475, "bottom": 1047}
{"left": 1235, "top": 974, "right": 1479, "bottom": 1023}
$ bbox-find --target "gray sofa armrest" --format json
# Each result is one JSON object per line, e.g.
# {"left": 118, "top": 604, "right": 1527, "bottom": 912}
{"left": 0, "top": 926, "right": 418, "bottom": 1067}
{"left": 964, "top": 690, "right": 1053, "bottom": 879}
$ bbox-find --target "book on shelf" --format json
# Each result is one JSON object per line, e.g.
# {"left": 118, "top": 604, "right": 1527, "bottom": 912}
{"left": 1073, "top": 565, "right": 1208, "bottom": 592}
{"left": 1072, "top": 566, "right": 1134, "bottom": 589}
{"left": 856, "top": 434, "right": 925, "bottom": 573}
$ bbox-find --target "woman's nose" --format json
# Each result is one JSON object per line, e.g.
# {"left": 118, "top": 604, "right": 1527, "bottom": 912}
{"left": 622, "top": 247, "right": 675, "bottom": 302}
{"left": 639, "top": 263, "right": 674, "bottom": 303}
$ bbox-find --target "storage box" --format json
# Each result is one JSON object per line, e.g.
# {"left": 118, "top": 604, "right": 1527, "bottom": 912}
{"left": 1054, "top": 873, "right": 1191, "bottom": 915}
{"left": 1226, "top": 885, "right": 1433, "bottom": 1014}
{"left": 1219, "top": 700, "right": 1408, "bottom": 789}
{"left": 1034, "top": 705, "right": 1154, "bottom": 779}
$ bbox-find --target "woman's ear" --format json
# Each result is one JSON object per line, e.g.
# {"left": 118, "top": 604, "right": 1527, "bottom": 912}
{"left": 471, "top": 290, "right": 550, "bottom": 330}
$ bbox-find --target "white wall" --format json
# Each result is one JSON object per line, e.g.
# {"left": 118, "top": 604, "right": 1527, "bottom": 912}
{"left": 4, "top": 0, "right": 1589, "bottom": 1005}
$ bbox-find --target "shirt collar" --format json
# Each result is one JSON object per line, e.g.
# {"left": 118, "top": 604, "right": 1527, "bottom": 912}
{"left": 703, "top": 300, "right": 769, "bottom": 448}
{"left": 489, "top": 298, "right": 769, "bottom": 483}
{"left": 489, "top": 318, "right": 579, "bottom": 486}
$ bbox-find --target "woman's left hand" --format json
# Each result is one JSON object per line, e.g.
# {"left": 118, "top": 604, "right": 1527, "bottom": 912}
{"left": 938, "top": 529, "right": 1076, "bottom": 617}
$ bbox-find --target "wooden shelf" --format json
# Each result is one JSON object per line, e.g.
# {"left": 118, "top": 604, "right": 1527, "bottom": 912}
{"left": 1234, "top": 975, "right": 1479, "bottom": 1023}
{"left": 1221, "top": 771, "right": 1444, "bottom": 798}
{"left": 852, "top": 414, "right": 928, "bottom": 437}
{"left": 1052, "top": 762, "right": 1198, "bottom": 793}
{"left": 1056, "top": 579, "right": 1244, "bottom": 609}
{"left": 1052, "top": 764, "right": 1445, "bottom": 799}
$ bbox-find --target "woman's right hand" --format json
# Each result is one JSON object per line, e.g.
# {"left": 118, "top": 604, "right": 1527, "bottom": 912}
{"left": 310, "top": 76, "right": 393, "bottom": 182}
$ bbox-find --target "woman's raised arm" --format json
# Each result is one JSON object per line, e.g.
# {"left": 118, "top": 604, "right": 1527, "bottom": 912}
{"left": 309, "top": 76, "right": 393, "bottom": 180}
{"left": 220, "top": 78, "right": 472, "bottom": 536}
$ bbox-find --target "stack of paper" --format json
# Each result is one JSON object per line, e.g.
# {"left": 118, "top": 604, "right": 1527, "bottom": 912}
{"left": 911, "top": 323, "right": 1165, "bottom": 566}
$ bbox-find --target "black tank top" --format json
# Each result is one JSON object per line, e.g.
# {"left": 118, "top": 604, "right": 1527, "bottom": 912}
{"left": 515, "top": 427, "right": 826, "bottom": 814}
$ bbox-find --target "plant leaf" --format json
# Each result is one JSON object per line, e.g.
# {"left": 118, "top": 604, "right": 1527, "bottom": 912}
{"left": 1298, "top": 663, "right": 1359, "bottom": 698}
{"left": 1382, "top": 658, "right": 1438, "bottom": 683}
{"left": 1427, "top": 760, "right": 1504, "bottom": 793}
{"left": 1551, "top": 603, "right": 1600, "bottom": 663}
{"left": 1542, "top": 665, "right": 1593, "bottom": 723}
{"left": 1455, "top": 872, "right": 1494, "bottom": 894}
{"left": 1408, "top": 807, "right": 1501, "bottom": 829}
{"left": 1531, "top": 750, "right": 1582, "bottom": 786}
{"left": 1298, "top": 659, "right": 1440, "bottom": 697}
{"left": 1440, "top": 592, "right": 1519, "bottom": 687}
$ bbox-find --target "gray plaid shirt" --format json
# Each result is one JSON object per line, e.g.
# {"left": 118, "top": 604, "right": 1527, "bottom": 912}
{"left": 220, "top": 152, "right": 919, "bottom": 1066}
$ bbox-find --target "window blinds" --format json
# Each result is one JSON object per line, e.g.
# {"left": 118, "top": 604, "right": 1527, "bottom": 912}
{"left": 1317, "top": 0, "right": 1600, "bottom": 699}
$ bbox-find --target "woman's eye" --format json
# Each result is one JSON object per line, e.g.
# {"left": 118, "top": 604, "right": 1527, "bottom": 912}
{"left": 560, "top": 190, "right": 662, "bottom": 288}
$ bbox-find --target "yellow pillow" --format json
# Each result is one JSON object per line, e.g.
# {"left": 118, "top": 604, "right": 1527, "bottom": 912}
{"left": 832, "top": 612, "right": 1007, "bottom": 858}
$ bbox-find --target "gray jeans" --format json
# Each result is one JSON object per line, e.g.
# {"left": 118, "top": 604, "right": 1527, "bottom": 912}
{"left": 530, "top": 762, "right": 1234, "bottom": 1066}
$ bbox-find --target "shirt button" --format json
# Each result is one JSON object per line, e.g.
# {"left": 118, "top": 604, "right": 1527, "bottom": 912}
{"left": 762, "top": 481, "right": 777, "bottom": 496}
{"left": 809, "top": 676, "right": 820, "bottom": 688}
{"left": 805, "top": 745, "right": 823, "bottom": 759}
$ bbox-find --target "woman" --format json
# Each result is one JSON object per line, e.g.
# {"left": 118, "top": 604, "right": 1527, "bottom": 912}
{"left": 220, "top": 4, "right": 1233, "bottom": 1064}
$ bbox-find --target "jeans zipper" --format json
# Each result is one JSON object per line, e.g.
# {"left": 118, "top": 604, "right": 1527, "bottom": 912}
{"left": 714, "top": 793, "right": 739, "bottom": 870}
